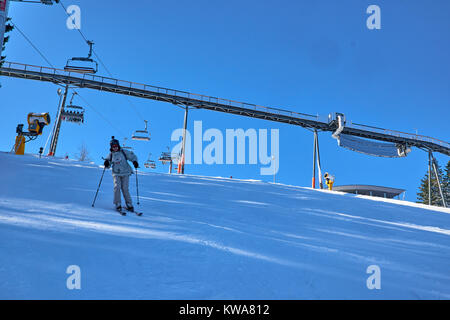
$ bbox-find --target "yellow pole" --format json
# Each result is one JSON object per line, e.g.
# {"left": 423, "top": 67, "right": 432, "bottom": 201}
{"left": 14, "top": 135, "right": 26, "bottom": 155}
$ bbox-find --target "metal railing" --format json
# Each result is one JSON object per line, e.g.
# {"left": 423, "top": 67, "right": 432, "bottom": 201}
{"left": 1, "top": 61, "right": 449, "bottom": 153}
{"left": 350, "top": 122, "right": 450, "bottom": 149}
{"left": 1, "top": 61, "right": 322, "bottom": 124}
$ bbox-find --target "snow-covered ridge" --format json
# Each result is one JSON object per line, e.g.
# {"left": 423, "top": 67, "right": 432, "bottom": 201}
{"left": 0, "top": 152, "right": 449, "bottom": 299}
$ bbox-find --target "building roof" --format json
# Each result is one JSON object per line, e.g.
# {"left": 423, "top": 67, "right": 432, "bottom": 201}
{"left": 333, "top": 185, "right": 405, "bottom": 198}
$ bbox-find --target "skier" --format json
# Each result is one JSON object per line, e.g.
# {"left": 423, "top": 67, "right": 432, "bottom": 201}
{"left": 103, "top": 136, "right": 139, "bottom": 213}
{"left": 324, "top": 172, "right": 335, "bottom": 190}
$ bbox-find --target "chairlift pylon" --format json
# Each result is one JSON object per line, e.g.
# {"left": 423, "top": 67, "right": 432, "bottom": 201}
{"left": 64, "top": 40, "right": 99, "bottom": 74}
{"left": 132, "top": 120, "right": 151, "bottom": 141}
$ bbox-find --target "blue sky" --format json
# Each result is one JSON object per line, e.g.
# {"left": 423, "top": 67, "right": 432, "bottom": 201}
{"left": 1, "top": 0, "right": 449, "bottom": 201}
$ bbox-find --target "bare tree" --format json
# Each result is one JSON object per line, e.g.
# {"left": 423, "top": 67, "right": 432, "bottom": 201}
{"left": 75, "top": 143, "right": 91, "bottom": 162}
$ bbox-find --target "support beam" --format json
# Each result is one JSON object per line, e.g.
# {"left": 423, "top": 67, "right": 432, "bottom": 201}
{"left": 428, "top": 152, "right": 432, "bottom": 206}
{"left": 312, "top": 131, "right": 317, "bottom": 188}
{"left": 1, "top": 62, "right": 449, "bottom": 156}
{"left": 315, "top": 130, "right": 323, "bottom": 189}
{"left": 179, "top": 105, "right": 189, "bottom": 175}
{"left": 430, "top": 152, "right": 447, "bottom": 208}
{"left": 48, "top": 84, "right": 68, "bottom": 156}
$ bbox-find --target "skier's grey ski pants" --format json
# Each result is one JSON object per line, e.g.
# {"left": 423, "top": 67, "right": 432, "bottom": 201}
{"left": 113, "top": 175, "right": 133, "bottom": 207}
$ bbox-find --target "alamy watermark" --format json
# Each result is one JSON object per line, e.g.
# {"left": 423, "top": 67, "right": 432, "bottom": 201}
{"left": 170, "top": 121, "right": 279, "bottom": 176}
{"left": 66, "top": 4, "right": 81, "bottom": 30}
{"left": 366, "top": 5, "right": 381, "bottom": 30}
{"left": 366, "top": 265, "right": 381, "bottom": 290}
{"left": 66, "top": 265, "right": 81, "bottom": 290}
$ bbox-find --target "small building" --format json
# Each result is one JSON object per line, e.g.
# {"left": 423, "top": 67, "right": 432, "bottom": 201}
{"left": 333, "top": 185, "right": 405, "bottom": 200}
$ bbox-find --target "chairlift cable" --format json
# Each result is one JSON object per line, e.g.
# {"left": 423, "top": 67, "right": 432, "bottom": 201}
{"left": 59, "top": 0, "right": 146, "bottom": 122}
{"left": 11, "top": 21, "right": 58, "bottom": 155}
{"left": 10, "top": 22, "right": 55, "bottom": 68}
{"left": 58, "top": 1, "right": 108, "bottom": 74}
{"left": 9, "top": 21, "right": 129, "bottom": 141}
{"left": 74, "top": 91, "right": 127, "bottom": 137}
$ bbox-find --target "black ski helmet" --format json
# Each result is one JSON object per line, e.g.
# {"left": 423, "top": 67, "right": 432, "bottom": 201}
{"left": 110, "top": 136, "right": 121, "bottom": 151}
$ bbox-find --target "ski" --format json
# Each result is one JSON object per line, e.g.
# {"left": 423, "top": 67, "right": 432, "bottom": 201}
{"left": 116, "top": 208, "right": 127, "bottom": 216}
{"left": 112, "top": 207, "right": 142, "bottom": 216}
{"left": 126, "top": 208, "right": 143, "bottom": 216}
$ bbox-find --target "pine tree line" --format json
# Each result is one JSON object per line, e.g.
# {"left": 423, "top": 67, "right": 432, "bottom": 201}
{"left": 417, "top": 160, "right": 450, "bottom": 207}
{"left": 1, "top": 17, "right": 14, "bottom": 67}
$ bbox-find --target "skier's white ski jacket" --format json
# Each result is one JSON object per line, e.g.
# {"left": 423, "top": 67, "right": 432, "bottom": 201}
{"left": 106, "top": 149, "right": 138, "bottom": 177}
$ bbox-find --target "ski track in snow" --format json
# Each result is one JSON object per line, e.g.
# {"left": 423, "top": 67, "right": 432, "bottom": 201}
{"left": 0, "top": 152, "right": 449, "bottom": 299}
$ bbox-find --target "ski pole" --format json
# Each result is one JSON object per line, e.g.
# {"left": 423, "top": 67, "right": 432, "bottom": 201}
{"left": 92, "top": 166, "right": 106, "bottom": 207}
{"left": 135, "top": 168, "right": 140, "bottom": 206}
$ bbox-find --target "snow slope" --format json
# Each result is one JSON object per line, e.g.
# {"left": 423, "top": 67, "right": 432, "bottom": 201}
{"left": 0, "top": 152, "right": 449, "bottom": 299}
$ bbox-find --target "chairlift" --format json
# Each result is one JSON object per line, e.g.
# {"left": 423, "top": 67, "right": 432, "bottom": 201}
{"left": 61, "top": 93, "right": 85, "bottom": 124}
{"left": 61, "top": 106, "right": 85, "bottom": 124}
{"left": 144, "top": 153, "right": 156, "bottom": 169}
{"left": 159, "top": 147, "right": 177, "bottom": 163}
{"left": 64, "top": 40, "right": 99, "bottom": 74}
{"left": 132, "top": 120, "right": 151, "bottom": 141}
{"left": 122, "top": 137, "right": 133, "bottom": 150}
{"left": 144, "top": 162, "right": 156, "bottom": 169}
{"left": 159, "top": 147, "right": 176, "bottom": 174}
{"left": 158, "top": 152, "right": 172, "bottom": 163}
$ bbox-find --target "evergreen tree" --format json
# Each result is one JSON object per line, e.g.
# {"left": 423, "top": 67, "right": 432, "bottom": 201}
{"left": 2, "top": 1, "right": 61, "bottom": 65}
{"left": 417, "top": 159, "right": 445, "bottom": 206}
{"left": 444, "top": 160, "right": 450, "bottom": 205}
{"left": 1, "top": 18, "right": 14, "bottom": 67}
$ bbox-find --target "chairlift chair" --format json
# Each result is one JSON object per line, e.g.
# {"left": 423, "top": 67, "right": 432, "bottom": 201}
{"left": 144, "top": 160, "right": 156, "bottom": 169}
{"left": 144, "top": 161, "right": 156, "bottom": 169}
{"left": 159, "top": 148, "right": 175, "bottom": 174}
{"left": 122, "top": 137, "right": 133, "bottom": 151}
{"left": 132, "top": 120, "right": 151, "bottom": 141}
{"left": 64, "top": 40, "right": 99, "bottom": 74}
{"left": 61, "top": 92, "right": 85, "bottom": 124}
{"left": 61, "top": 105, "right": 85, "bottom": 124}
{"left": 158, "top": 152, "right": 172, "bottom": 162}
{"left": 144, "top": 153, "right": 156, "bottom": 169}
{"left": 159, "top": 151, "right": 178, "bottom": 163}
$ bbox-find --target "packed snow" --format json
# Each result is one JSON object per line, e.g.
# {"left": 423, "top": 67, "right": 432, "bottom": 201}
{"left": 0, "top": 152, "right": 449, "bottom": 299}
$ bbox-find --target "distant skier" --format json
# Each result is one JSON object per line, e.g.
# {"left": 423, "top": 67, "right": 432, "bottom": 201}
{"left": 324, "top": 172, "right": 335, "bottom": 190}
{"left": 103, "top": 136, "right": 139, "bottom": 212}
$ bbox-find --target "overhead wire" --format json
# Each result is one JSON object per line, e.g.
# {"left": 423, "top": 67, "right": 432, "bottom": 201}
{"left": 10, "top": 22, "right": 55, "bottom": 68}
{"left": 58, "top": 0, "right": 113, "bottom": 76}
{"left": 75, "top": 91, "right": 127, "bottom": 136}
{"left": 58, "top": 0, "right": 146, "bottom": 122}
{"left": 10, "top": 20, "right": 128, "bottom": 150}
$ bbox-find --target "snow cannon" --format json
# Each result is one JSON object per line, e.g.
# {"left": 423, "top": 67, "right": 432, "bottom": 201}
{"left": 27, "top": 113, "right": 51, "bottom": 136}
{"left": 13, "top": 112, "right": 51, "bottom": 155}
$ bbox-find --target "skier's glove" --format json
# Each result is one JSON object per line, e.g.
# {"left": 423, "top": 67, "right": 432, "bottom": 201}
{"left": 104, "top": 160, "right": 110, "bottom": 168}
{"left": 133, "top": 161, "right": 139, "bottom": 168}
